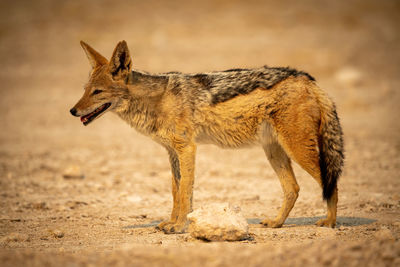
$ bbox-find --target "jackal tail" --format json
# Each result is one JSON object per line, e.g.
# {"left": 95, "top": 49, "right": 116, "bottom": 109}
{"left": 318, "top": 95, "right": 344, "bottom": 200}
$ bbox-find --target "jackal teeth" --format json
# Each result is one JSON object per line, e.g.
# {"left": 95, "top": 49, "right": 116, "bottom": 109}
{"left": 79, "top": 102, "right": 111, "bottom": 125}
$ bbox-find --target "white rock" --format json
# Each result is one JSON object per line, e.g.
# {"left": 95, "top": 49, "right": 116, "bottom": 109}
{"left": 63, "top": 165, "right": 84, "bottom": 179}
{"left": 187, "top": 203, "right": 249, "bottom": 241}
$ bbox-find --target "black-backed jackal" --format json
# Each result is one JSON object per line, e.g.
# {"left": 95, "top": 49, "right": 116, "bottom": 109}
{"left": 70, "top": 41, "right": 344, "bottom": 234}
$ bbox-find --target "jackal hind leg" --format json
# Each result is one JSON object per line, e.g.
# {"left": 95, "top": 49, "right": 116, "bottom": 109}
{"left": 162, "top": 143, "right": 196, "bottom": 234}
{"left": 157, "top": 149, "right": 181, "bottom": 231}
{"left": 286, "top": 139, "right": 337, "bottom": 228}
{"left": 315, "top": 186, "right": 337, "bottom": 228}
{"left": 261, "top": 141, "right": 299, "bottom": 228}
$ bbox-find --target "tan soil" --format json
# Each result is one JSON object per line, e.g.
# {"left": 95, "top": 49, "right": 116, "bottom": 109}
{"left": 0, "top": 0, "right": 399, "bottom": 266}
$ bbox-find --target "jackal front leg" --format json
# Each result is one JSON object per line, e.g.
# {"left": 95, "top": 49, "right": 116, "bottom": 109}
{"left": 162, "top": 143, "right": 196, "bottom": 234}
{"left": 157, "top": 149, "right": 180, "bottom": 231}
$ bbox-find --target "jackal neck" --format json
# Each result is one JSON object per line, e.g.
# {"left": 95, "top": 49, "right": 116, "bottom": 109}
{"left": 115, "top": 70, "right": 169, "bottom": 135}
{"left": 126, "top": 70, "right": 169, "bottom": 97}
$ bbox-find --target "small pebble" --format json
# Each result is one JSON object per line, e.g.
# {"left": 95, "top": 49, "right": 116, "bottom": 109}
{"left": 63, "top": 165, "right": 84, "bottom": 179}
{"left": 392, "top": 221, "right": 400, "bottom": 227}
{"left": 373, "top": 228, "right": 394, "bottom": 241}
{"left": 52, "top": 230, "right": 64, "bottom": 238}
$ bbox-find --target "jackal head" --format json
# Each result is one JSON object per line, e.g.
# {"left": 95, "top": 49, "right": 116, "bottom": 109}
{"left": 70, "top": 41, "right": 132, "bottom": 125}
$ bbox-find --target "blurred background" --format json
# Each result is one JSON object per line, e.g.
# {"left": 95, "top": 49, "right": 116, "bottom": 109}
{"left": 0, "top": 0, "right": 399, "bottom": 262}
{"left": 0, "top": 0, "right": 399, "bottom": 146}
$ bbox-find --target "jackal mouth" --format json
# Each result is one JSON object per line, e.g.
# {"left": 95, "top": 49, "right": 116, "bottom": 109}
{"left": 80, "top": 103, "right": 111, "bottom": 126}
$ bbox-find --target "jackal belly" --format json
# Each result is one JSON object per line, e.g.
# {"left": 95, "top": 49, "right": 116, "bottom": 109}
{"left": 194, "top": 117, "right": 263, "bottom": 148}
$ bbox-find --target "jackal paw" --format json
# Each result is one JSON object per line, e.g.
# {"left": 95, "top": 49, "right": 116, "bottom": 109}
{"left": 162, "top": 222, "right": 186, "bottom": 234}
{"left": 316, "top": 218, "right": 336, "bottom": 228}
{"left": 156, "top": 220, "right": 174, "bottom": 231}
{"left": 156, "top": 220, "right": 186, "bottom": 234}
{"left": 260, "top": 218, "right": 283, "bottom": 228}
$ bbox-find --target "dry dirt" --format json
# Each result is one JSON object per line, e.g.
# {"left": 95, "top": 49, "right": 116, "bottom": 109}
{"left": 0, "top": 0, "right": 400, "bottom": 266}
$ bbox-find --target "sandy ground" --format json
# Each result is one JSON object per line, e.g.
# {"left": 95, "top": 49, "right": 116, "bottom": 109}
{"left": 0, "top": 0, "right": 399, "bottom": 266}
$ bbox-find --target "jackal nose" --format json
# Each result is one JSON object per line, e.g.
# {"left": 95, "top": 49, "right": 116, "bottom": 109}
{"left": 70, "top": 108, "right": 78, "bottom": 116}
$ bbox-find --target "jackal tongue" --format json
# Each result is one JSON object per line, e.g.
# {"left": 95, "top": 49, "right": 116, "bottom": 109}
{"left": 79, "top": 103, "right": 111, "bottom": 125}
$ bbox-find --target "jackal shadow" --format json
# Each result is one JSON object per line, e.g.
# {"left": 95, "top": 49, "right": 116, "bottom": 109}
{"left": 124, "top": 216, "right": 376, "bottom": 229}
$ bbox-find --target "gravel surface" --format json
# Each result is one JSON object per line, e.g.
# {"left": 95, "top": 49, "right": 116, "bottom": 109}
{"left": 0, "top": 0, "right": 399, "bottom": 266}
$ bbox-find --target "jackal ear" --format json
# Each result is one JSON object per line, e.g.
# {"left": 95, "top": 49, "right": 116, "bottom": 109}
{"left": 80, "top": 41, "right": 108, "bottom": 68}
{"left": 109, "top": 40, "right": 132, "bottom": 79}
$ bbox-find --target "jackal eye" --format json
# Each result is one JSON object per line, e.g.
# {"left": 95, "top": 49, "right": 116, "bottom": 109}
{"left": 92, "top": 89, "right": 102, "bottom": 95}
